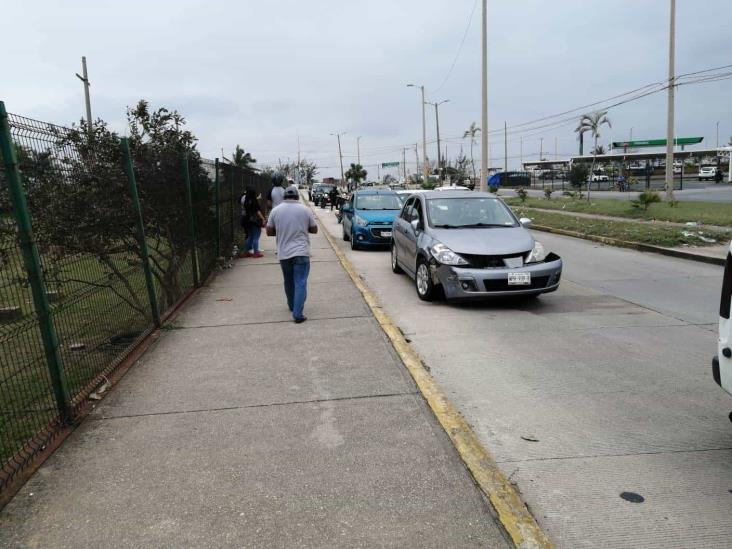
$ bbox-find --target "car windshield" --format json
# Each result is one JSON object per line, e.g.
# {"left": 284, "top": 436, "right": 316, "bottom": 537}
{"left": 427, "top": 197, "right": 517, "bottom": 228}
{"left": 355, "top": 194, "right": 402, "bottom": 210}
{"left": 319, "top": 185, "right": 335, "bottom": 192}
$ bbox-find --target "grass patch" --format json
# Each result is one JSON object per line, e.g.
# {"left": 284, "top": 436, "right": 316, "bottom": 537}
{"left": 512, "top": 208, "right": 727, "bottom": 248}
{"left": 504, "top": 196, "right": 732, "bottom": 227}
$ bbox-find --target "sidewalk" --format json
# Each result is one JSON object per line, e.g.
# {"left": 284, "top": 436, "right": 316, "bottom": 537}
{"left": 0, "top": 229, "right": 509, "bottom": 547}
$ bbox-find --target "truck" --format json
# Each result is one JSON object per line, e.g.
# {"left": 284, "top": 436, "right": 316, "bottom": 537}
{"left": 714, "top": 240, "right": 732, "bottom": 421}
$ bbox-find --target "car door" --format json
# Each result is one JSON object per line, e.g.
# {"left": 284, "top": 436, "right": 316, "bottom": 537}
{"left": 403, "top": 197, "right": 423, "bottom": 271}
{"left": 394, "top": 197, "right": 414, "bottom": 268}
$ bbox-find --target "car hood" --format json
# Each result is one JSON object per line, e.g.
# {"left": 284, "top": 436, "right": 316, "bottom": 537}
{"left": 356, "top": 210, "right": 400, "bottom": 223}
{"left": 430, "top": 226, "right": 534, "bottom": 256}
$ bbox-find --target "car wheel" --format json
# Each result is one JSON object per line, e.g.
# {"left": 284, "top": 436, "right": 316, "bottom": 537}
{"left": 342, "top": 224, "right": 349, "bottom": 241}
{"left": 350, "top": 230, "right": 359, "bottom": 250}
{"left": 391, "top": 242, "right": 403, "bottom": 274}
{"left": 415, "top": 258, "right": 437, "bottom": 301}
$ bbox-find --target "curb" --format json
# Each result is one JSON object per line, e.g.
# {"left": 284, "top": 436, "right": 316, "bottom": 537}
{"left": 531, "top": 224, "right": 726, "bottom": 266}
{"left": 313, "top": 206, "right": 552, "bottom": 549}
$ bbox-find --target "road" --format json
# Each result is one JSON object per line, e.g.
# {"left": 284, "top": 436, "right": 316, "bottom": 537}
{"left": 511, "top": 183, "right": 732, "bottom": 202}
{"left": 314, "top": 204, "right": 732, "bottom": 548}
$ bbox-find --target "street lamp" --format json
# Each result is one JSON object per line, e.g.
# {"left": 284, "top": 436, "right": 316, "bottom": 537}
{"left": 356, "top": 136, "right": 362, "bottom": 165}
{"left": 330, "top": 132, "right": 347, "bottom": 189}
{"left": 425, "top": 99, "right": 449, "bottom": 180}
{"left": 407, "top": 84, "right": 429, "bottom": 179}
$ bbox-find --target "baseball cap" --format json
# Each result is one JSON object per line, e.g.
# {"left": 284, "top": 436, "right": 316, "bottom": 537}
{"left": 284, "top": 185, "right": 299, "bottom": 199}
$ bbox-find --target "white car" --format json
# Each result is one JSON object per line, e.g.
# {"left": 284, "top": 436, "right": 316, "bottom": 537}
{"left": 698, "top": 166, "right": 718, "bottom": 181}
{"left": 589, "top": 173, "right": 609, "bottom": 182}
{"left": 714, "top": 240, "right": 732, "bottom": 415}
{"left": 434, "top": 185, "right": 471, "bottom": 192}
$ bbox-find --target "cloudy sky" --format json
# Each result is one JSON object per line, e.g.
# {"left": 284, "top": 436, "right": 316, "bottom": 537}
{"left": 3, "top": 0, "right": 731, "bottom": 178}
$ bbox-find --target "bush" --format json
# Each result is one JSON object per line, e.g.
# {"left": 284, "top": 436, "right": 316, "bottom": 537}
{"left": 631, "top": 191, "right": 661, "bottom": 211}
{"left": 489, "top": 184, "right": 499, "bottom": 194}
{"left": 516, "top": 187, "right": 528, "bottom": 203}
{"left": 544, "top": 188, "right": 554, "bottom": 200}
{"left": 568, "top": 164, "right": 589, "bottom": 191}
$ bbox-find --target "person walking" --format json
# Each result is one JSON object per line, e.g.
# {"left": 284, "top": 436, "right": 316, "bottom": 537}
{"left": 266, "top": 185, "right": 318, "bottom": 323}
{"left": 329, "top": 186, "right": 339, "bottom": 211}
{"left": 241, "top": 187, "right": 266, "bottom": 258}
{"left": 715, "top": 165, "right": 724, "bottom": 184}
{"left": 267, "top": 173, "right": 286, "bottom": 213}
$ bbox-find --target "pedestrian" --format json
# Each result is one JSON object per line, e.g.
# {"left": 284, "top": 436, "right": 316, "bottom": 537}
{"left": 266, "top": 185, "right": 318, "bottom": 323}
{"left": 241, "top": 187, "right": 266, "bottom": 258}
{"left": 267, "top": 173, "right": 286, "bottom": 213}
{"left": 715, "top": 166, "right": 724, "bottom": 184}
{"left": 329, "top": 186, "right": 339, "bottom": 211}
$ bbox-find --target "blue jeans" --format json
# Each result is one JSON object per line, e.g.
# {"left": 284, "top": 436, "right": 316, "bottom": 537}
{"left": 245, "top": 224, "right": 261, "bottom": 253}
{"left": 279, "top": 256, "right": 310, "bottom": 320}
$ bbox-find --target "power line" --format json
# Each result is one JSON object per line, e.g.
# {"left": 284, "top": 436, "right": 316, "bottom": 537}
{"left": 431, "top": 0, "right": 478, "bottom": 95}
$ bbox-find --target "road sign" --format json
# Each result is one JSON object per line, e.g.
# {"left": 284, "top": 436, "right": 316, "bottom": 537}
{"left": 612, "top": 137, "right": 703, "bottom": 149}
{"left": 381, "top": 162, "right": 400, "bottom": 168}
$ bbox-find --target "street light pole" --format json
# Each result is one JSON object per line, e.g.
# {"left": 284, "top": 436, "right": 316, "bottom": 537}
{"left": 75, "top": 56, "right": 93, "bottom": 139}
{"left": 539, "top": 137, "right": 544, "bottom": 161}
{"left": 426, "top": 99, "right": 449, "bottom": 180}
{"left": 716, "top": 121, "right": 719, "bottom": 148}
{"left": 664, "top": 0, "right": 676, "bottom": 201}
{"left": 357, "top": 136, "right": 362, "bottom": 165}
{"left": 480, "top": 0, "right": 488, "bottom": 192}
{"left": 504, "top": 121, "right": 508, "bottom": 173}
{"left": 407, "top": 84, "right": 429, "bottom": 179}
{"left": 330, "top": 132, "right": 347, "bottom": 189}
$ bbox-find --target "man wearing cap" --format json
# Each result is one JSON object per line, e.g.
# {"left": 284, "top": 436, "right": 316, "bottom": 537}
{"left": 266, "top": 186, "right": 318, "bottom": 323}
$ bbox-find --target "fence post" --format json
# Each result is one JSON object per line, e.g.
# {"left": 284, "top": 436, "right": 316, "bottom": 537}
{"left": 181, "top": 152, "right": 200, "bottom": 288}
{"left": 214, "top": 158, "right": 221, "bottom": 258}
{"left": 120, "top": 138, "right": 161, "bottom": 327}
{"left": 0, "top": 102, "right": 71, "bottom": 418}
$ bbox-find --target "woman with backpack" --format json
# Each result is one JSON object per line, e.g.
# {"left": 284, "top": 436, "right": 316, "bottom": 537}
{"left": 241, "top": 187, "right": 266, "bottom": 258}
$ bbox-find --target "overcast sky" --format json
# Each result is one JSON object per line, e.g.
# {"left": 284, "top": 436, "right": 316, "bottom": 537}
{"left": 3, "top": 0, "right": 731, "bottom": 178}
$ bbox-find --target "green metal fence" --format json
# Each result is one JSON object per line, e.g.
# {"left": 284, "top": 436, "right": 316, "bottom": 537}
{"left": 0, "top": 103, "right": 270, "bottom": 493}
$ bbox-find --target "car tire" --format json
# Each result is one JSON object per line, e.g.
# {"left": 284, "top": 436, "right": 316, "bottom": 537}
{"left": 415, "top": 258, "right": 438, "bottom": 301}
{"left": 342, "top": 224, "right": 349, "bottom": 241}
{"left": 391, "top": 242, "right": 403, "bottom": 274}
{"left": 350, "top": 230, "right": 359, "bottom": 250}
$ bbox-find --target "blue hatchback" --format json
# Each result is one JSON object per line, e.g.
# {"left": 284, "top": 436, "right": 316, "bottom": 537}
{"left": 341, "top": 189, "right": 402, "bottom": 250}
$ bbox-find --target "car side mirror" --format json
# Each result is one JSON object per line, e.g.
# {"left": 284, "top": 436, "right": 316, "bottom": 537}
{"left": 411, "top": 219, "right": 421, "bottom": 232}
{"left": 519, "top": 217, "right": 532, "bottom": 228}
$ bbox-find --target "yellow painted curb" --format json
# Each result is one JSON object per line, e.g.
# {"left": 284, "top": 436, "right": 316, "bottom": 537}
{"left": 314, "top": 208, "right": 552, "bottom": 549}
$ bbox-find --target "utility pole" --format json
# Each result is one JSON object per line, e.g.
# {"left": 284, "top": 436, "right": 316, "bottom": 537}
{"left": 539, "top": 137, "right": 544, "bottom": 161}
{"left": 480, "top": 0, "right": 488, "bottom": 192}
{"left": 716, "top": 121, "right": 719, "bottom": 148}
{"left": 664, "top": 0, "right": 676, "bottom": 201}
{"left": 330, "top": 132, "right": 347, "bottom": 189}
{"left": 554, "top": 136, "right": 558, "bottom": 160}
{"left": 520, "top": 136, "right": 523, "bottom": 169}
{"left": 407, "top": 84, "right": 429, "bottom": 178}
{"left": 402, "top": 147, "right": 407, "bottom": 181}
{"left": 357, "top": 136, "right": 362, "bottom": 165}
{"left": 75, "top": 56, "right": 93, "bottom": 139}
{"left": 414, "top": 143, "right": 420, "bottom": 183}
{"left": 503, "top": 121, "right": 508, "bottom": 173}
{"left": 426, "top": 100, "right": 449, "bottom": 180}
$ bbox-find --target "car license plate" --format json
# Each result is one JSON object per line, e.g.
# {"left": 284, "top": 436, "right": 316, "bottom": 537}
{"left": 508, "top": 272, "right": 531, "bottom": 285}
{"left": 381, "top": 231, "right": 392, "bottom": 237}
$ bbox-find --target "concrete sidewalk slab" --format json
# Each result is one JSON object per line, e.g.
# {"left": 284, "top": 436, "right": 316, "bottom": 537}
{"left": 89, "top": 316, "right": 417, "bottom": 418}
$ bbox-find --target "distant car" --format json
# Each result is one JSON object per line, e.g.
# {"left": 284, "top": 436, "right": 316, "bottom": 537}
{"left": 395, "top": 189, "right": 415, "bottom": 205}
{"left": 699, "top": 166, "right": 718, "bottom": 181}
{"left": 391, "top": 191, "right": 562, "bottom": 301}
{"left": 312, "top": 184, "right": 335, "bottom": 206}
{"left": 589, "top": 173, "right": 609, "bottom": 182}
{"left": 341, "top": 189, "right": 403, "bottom": 250}
{"left": 434, "top": 185, "right": 471, "bottom": 192}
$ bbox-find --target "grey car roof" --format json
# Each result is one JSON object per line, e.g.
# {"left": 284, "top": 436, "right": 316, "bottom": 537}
{"left": 421, "top": 191, "right": 501, "bottom": 199}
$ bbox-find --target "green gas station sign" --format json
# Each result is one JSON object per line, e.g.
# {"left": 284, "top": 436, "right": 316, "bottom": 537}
{"left": 612, "top": 137, "right": 703, "bottom": 149}
{"left": 381, "top": 161, "right": 400, "bottom": 168}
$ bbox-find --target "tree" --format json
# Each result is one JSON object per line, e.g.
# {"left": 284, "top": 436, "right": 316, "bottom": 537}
{"left": 462, "top": 122, "right": 480, "bottom": 180}
{"left": 568, "top": 163, "right": 589, "bottom": 198}
{"left": 345, "top": 163, "right": 367, "bottom": 185}
{"left": 231, "top": 145, "right": 256, "bottom": 169}
{"left": 591, "top": 144, "right": 606, "bottom": 156}
{"left": 576, "top": 110, "right": 611, "bottom": 202}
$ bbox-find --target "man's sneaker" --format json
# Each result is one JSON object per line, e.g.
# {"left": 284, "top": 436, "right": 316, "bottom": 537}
{"left": 294, "top": 316, "right": 307, "bottom": 324}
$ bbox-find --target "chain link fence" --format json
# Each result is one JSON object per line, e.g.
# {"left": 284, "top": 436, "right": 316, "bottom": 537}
{"left": 0, "top": 103, "right": 270, "bottom": 495}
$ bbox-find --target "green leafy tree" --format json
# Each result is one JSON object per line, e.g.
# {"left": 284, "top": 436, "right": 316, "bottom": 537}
{"left": 568, "top": 164, "right": 589, "bottom": 198}
{"left": 576, "top": 111, "right": 611, "bottom": 202}
{"left": 345, "top": 163, "right": 367, "bottom": 184}
{"left": 231, "top": 145, "right": 256, "bottom": 169}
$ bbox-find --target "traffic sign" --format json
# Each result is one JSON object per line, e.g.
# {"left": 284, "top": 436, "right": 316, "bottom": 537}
{"left": 381, "top": 162, "right": 400, "bottom": 168}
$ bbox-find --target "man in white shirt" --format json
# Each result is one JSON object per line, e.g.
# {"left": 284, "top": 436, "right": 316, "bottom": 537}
{"left": 266, "top": 186, "right": 318, "bottom": 323}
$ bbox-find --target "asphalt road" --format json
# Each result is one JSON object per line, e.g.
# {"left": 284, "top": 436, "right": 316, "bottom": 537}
{"left": 508, "top": 184, "right": 732, "bottom": 202}
{"left": 315, "top": 204, "right": 732, "bottom": 548}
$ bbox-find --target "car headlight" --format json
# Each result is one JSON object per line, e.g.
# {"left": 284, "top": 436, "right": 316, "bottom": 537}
{"left": 354, "top": 215, "right": 369, "bottom": 227}
{"left": 526, "top": 241, "right": 547, "bottom": 264}
{"left": 430, "top": 243, "right": 468, "bottom": 266}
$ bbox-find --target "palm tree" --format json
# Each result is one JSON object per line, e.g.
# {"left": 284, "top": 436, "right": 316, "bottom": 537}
{"left": 231, "top": 145, "right": 256, "bottom": 169}
{"left": 463, "top": 122, "right": 481, "bottom": 181}
{"left": 576, "top": 111, "right": 611, "bottom": 201}
{"left": 345, "top": 163, "right": 367, "bottom": 185}
{"left": 592, "top": 144, "right": 606, "bottom": 156}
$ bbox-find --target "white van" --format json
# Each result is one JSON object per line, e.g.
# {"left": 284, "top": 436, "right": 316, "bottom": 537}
{"left": 714, "top": 240, "right": 732, "bottom": 417}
